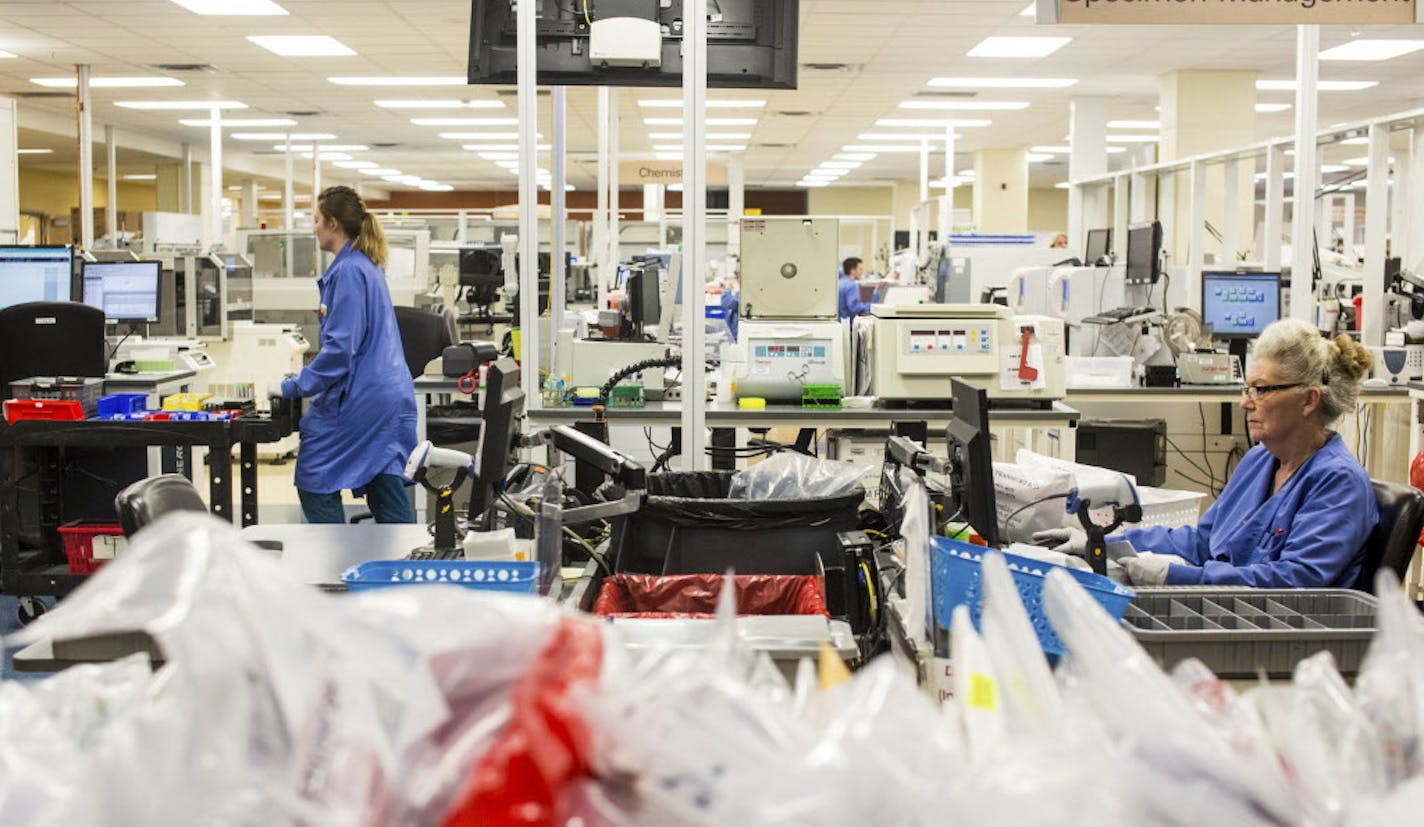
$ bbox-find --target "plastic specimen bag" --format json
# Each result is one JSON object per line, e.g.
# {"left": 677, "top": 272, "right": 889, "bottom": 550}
{"left": 725, "top": 452, "right": 866, "bottom": 500}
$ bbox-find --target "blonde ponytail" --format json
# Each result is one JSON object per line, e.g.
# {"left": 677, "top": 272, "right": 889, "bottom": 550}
{"left": 355, "top": 211, "right": 388, "bottom": 270}
{"left": 317, "top": 185, "right": 387, "bottom": 269}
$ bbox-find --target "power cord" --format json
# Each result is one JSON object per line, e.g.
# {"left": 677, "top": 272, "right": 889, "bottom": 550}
{"left": 1001, "top": 492, "right": 1071, "bottom": 534}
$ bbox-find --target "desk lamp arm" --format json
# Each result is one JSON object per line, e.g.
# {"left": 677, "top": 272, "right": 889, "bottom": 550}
{"left": 535, "top": 424, "right": 646, "bottom": 524}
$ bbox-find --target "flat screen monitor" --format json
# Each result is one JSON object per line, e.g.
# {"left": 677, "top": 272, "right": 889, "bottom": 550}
{"left": 626, "top": 270, "right": 661, "bottom": 331}
{"left": 1124, "top": 221, "right": 1162, "bottom": 285}
{"left": 470, "top": 356, "right": 525, "bottom": 523}
{"left": 81, "top": 260, "right": 161, "bottom": 323}
{"left": 1084, "top": 228, "right": 1112, "bottom": 264}
{"left": 458, "top": 247, "right": 504, "bottom": 288}
{"left": 946, "top": 378, "right": 999, "bottom": 548}
{"left": 0, "top": 246, "right": 73, "bottom": 310}
{"left": 468, "top": 0, "right": 799, "bottom": 89}
{"left": 1201, "top": 271, "right": 1281, "bottom": 339}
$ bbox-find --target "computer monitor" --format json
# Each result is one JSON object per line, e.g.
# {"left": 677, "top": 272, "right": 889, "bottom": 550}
{"left": 469, "top": 356, "right": 525, "bottom": 524}
{"left": 0, "top": 246, "right": 73, "bottom": 310}
{"left": 1201, "top": 271, "right": 1281, "bottom": 339}
{"left": 1084, "top": 228, "right": 1112, "bottom": 264}
{"left": 468, "top": 0, "right": 799, "bottom": 90}
{"left": 458, "top": 247, "right": 504, "bottom": 288}
{"left": 81, "top": 260, "right": 162, "bottom": 324}
{"left": 946, "top": 378, "right": 999, "bottom": 548}
{"left": 626, "top": 270, "right": 661, "bottom": 336}
{"left": 1124, "top": 221, "right": 1163, "bottom": 285}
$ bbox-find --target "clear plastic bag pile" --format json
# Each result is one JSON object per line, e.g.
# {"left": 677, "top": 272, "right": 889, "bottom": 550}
{"left": 4, "top": 512, "right": 1424, "bottom": 826}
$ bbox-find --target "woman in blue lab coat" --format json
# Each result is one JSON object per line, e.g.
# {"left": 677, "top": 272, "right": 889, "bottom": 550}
{"left": 1039, "top": 319, "right": 1378, "bottom": 588}
{"left": 274, "top": 186, "right": 417, "bottom": 523}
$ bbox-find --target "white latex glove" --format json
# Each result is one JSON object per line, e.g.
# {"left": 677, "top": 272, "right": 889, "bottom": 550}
{"left": 1122, "top": 553, "right": 1172, "bottom": 586}
{"left": 267, "top": 380, "right": 287, "bottom": 400}
{"left": 1031, "top": 527, "right": 1088, "bottom": 559}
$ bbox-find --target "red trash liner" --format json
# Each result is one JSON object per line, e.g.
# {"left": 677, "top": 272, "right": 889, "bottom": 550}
{"left": 440, "top": 618, "right": 603, "bottom": 827}
{"left": 591, "top": 573, "right": 831, "bottom": 618}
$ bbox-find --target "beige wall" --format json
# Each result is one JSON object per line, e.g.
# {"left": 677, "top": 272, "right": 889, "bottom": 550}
{"left": 1028, "top": 187, "right": 1069, "bottom": 233}
{"left": 18, "top": 167, "right": 158, "bottom": 216}
{"left": 808, "top": 185, "right": 893, "bottom": 217}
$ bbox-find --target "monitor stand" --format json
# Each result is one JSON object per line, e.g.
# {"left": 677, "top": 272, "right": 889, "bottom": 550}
{"left": 1227, "top": 338, "right": 1249, "bottom": 374}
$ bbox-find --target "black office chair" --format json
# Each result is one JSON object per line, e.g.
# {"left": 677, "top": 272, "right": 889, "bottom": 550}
{"left": 1352, "top": 479, "right": 1424, "bottom": 594}
{"left": 394, "top": 305, "right": 453, "bottom": 379}
{"left": 0, "top": 301, "right": 106, "bottom": 389}
{"left": 114, "top": 474, "right": 209, "bottom": 537}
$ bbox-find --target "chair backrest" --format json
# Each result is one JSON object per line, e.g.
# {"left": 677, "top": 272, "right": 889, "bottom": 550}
{"left": 114, "top": 474, "right": 209, "bottom": 536}
{"left": 1353, "top": 479, "right": 1424, "bottom": 593}
{"left": 0, "top": 301, "right": 106, "bottom": 390}
{"left": 393, "top": 305, "right": 453, "bottom": 379}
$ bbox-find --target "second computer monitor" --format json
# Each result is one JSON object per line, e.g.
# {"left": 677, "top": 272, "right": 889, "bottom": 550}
{"left": 1124, "top": 221, "right": 1163, "bottom": 285}
{"left": 0, "top": 245, "right": 73, "bottom": 310}
{"left": 458, "top": 247, "right": 504, "bottom": 288}
{"left": 81, "top": 260, "right": 161, "bottom": 323}
{"left": 1084, "top": 228, "right": 1112, "bottom": 264}
{"left": 1201, "top": 271, "right": 1281, "bottom": 339}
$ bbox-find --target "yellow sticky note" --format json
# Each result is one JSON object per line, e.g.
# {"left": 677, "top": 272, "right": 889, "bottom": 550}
{"left": 818, "top": 642, "right": 852, "bottom": 689}
{"left": 967, "top": 672, "right": 997, "bottom": 710}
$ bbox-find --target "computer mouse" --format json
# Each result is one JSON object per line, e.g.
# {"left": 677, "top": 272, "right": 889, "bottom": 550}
{"left": 1362, "top": 377, "right": 1390, "bottom": 388}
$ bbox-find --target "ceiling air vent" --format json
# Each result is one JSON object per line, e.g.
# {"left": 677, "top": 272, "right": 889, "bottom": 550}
{"left": 285, "top": 109, "right": 324, "bottom": 117}
{"left": 495, "top": 89, "right": 550, "bottom": 97}
{"left": 800, "top": 62, "right": 863, "bottom": 72}
{"left": 774, "top": 111, "right": 811, "bottom": 117}
{"left": 371, "top": 142, "right": 401, "bottom": 148}
{"left": 755, "top": 142, "right": 791, "bottom": 148}
{"left": 12, "top": 91, "right": 72, "bottom": 99}
{"left": 151, "top": 63, "right": 217, "bottom": 73}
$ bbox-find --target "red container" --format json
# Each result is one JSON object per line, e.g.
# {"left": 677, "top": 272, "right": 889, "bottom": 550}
{"left": 592, "top": 573, "right": 831, "bottom": 619}
{"left": 57, "top": 520, "right": 126, "bottom": 574}
{"left": 3, "top": 398, "right": 86, "bottom": 423}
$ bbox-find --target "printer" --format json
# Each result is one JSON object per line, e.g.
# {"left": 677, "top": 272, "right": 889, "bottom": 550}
{"left": 866, "top": 303, "right": 1065, "bottom": 404}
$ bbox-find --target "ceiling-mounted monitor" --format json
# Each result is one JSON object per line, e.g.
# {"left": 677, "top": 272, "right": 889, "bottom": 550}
{"left": 467, "top": 0, "right": 799, "bottom": 89}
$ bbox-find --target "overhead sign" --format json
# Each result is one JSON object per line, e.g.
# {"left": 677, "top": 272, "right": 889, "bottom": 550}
{"left": 1055, "top": 0, "right": 1416, "bottom": 25}
{"left": 619, "top": 160, "right": 728, "bottom": 187}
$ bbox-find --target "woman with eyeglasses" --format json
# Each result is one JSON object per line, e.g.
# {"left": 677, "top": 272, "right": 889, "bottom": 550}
{"left": 1040, "top": 318, "right": 1377, "bottom": 587}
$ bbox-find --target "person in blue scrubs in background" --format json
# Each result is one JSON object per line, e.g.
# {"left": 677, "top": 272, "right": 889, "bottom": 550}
{"left": 271, "top": 186, "right": 417, "bottom": 524}
{"left": 838, "top": 257, "right": 881, "bottom": 320}
{"left": 1037, "top": 319, "right": 1377, "bottom": 588}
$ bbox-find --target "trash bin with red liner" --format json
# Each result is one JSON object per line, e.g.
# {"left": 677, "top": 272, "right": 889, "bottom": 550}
{"left": 592, "top": 573, "right": 831, "bottom": 619}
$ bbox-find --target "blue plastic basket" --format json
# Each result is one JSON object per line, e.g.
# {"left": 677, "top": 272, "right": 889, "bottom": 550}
{"left": 96, "top": 393, "right": 148, "bottom": 418}
{"left": 341, "top": 559, "right": 541, "bottom": 594}
{"left": 930, "top": 536, "right": 1135, "bottom": 655}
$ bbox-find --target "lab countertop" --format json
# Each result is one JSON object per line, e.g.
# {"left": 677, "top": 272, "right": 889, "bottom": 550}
{"left": 527, "top": 399, "right": 1080, "bottom": 427}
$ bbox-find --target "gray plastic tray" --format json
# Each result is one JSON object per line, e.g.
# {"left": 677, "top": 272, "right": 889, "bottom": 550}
{"left": 1122, "top": 588, "right": 1377, "bottom": 678}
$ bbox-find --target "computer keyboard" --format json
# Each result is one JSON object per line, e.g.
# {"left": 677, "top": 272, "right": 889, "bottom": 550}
{"left": 404, "top": 547, "right": 466, "bottom": 561}
{"left": 1084, "top": 305, "right": 1158, "bottom": 324}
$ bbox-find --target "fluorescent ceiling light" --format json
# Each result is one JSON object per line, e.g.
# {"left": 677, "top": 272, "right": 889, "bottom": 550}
{"left": 637, "top": 99, "right": 765, "bottom": 108}
{"left": 1020, "top": 2, "right": 1036, "bottom": 15}
{"left": 928, "top": 76, "right": 1076, "bottom": 89}
{"left": 1106, "top": 134, "right": 1160, "bottom": 143}
{"left": 798, "top": 181, "right": 829, "bottom": 188}
{"left": 170, "top": 0, "right": 287, "bottom": 13}
{"left": 247, "top": 35, "right": 355, "bottom": 57}
{"left": 642, "top": 117, "right": 758, "bottom": 126}
{"left": 419, "top": 181, "right": 453, "bottom": 191}
{"left": 1320, "top": 164, "right": 1351, "bottom": 173}
{"left": 462, "top": 143, "right": 550, "bottom": 151}
{"left": 359, "top": 168, "right": 401, "bottom": 176}
{"left": 898, "top": 100, "right": 1028, "bottom": 111}
{"left": 495, "top": 160, "right": 520, "bottom": 169}
{"left": 1106, "top": 120, "right": 1159, "bottom": 129}
{"left": 648, "top": 132, "right": 750, "bottom": 140}
{"left": 333, "top": 161, "right": 378, "bottom": 169}
{"left": 411, "top": 117, "right": 518, "bottom": 126}
{"left": 655, "top": 152, "right": 683, "bottom": 160}
{"left": 182, "top": 118, "right": 298, "bottom": 127}
{"left": 231, "top": 131, "right": 333, "bottom": 140}
{"left": 383, "top": 174, "right": 421, "bottom": 184}
{"left": 653, "top": 143, "right": 745, "bottom": 151}
{"left": 835, "top": 153, "right": 876, "bottom": 161}
{"left": 842, "top": 144, "right": 940, "bottom": 153}
{"left": 0, "top": 50, "right": 16, "bottom": 59}
{"left": 858, "top": 132, "right": 963, "bottom": 141}
{"left": 1340, "top": 136, "right": 1370, "bottom": 145}
{"left": 820, "top": 161, "right": 862, "bottom": 169}
{"left": 1026, "top": 153, "right": 1054, "bottom": 163}
{"left": 874, "top": 118, "right": 991, "bottom": 128}
{"left": 275, "top": 144, "right": 367, "bottom": 151}
{"left": 374, "top": 99, "right": 504, "bottom": 109}
{"left": 1343, "top": 156, "right": 1394, "bottom": 166}
{"left": 31, "top": 76, "right": 184, "bottom": 88}
{"left": 479, "top": 152, "right": 519, "bottom": 160}
{"left": 121, "top": 173, "right": 158, "bottom": 180}
{"left": 1257, "top": 79, "right": 1378, "bottom": 91}
{"left": 116, "top": 100, "right": 246, "bottom": 109}
{"left": 1256, "top": 102, "right": 1292, "bottom": 113}
{"left": 439, "top": 131, "right": 534, "bottom": 140}
{"left": 967, "top": 36, "right": 1071, "bottom": 58}
{"left": 1319, "top": 39, "right": 1424, "bottom": 61}
{"left": 1055, "top": 182, "right": 1071, "bottom": 189}
{"left": 17, "top": 148, "right": 52, "bottom": 154}
{"left": 1031, "top": 145, "right": 1070, "bottom": 153}
{"left": 302, "top": 152, "right": 352, "bottom": 161}
{"left": 1106, "top": 146, "right": 1127, "bottom": 154}
{"left": 329, "top": 76, "right": 465, "bottom": 86}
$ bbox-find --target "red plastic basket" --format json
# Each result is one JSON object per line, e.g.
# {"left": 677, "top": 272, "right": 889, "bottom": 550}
{"left": 57, "top": 520, "right": 126, "bottom": 574}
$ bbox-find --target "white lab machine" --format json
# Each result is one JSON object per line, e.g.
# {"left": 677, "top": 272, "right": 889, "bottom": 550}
{"left": 109, "top": 337, "right": 216, "bottom": 374}
{"left": 879, "top": 284, "right": 931, "bottom": 307}
{"left": 739, "top": 217, "right": 839, "bottom": 320}
{"left": 867, "top": 303, "right": 1065, "bottom": 403}
{"left": 1385, "top": 326, "right": 1424, "bottom": 380}
{"left": 205, "top": 321, "right": 311, "bottom": 456}
{"left": 1047, "top": 266, "right": 1129, "bottom": 356}
{"left": 1368, "top": 345, "right": 1411, "bottom": 385}
{"left": 554, "top": 331, "right": 668, "bottom": 398}
{"left": 732, "top": 320, "right": 849, "bottom": 403}
{"left": 1008, "top": 266, "right": 1054, "bottom": 317}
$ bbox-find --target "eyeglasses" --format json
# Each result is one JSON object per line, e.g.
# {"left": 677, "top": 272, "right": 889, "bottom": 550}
{"left": 1241, "top": 382, "right": 1304, "bottom": 401}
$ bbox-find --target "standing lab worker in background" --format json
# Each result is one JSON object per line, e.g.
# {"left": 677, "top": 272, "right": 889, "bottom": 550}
{"left": 272, "top": 186, "right": 418, "bottom": 524}
{"left": 838, "top": 257, "right": 882, "bottom": 320}
{"left": 1037, "top": 319, "right": 1377, "bottom": 588}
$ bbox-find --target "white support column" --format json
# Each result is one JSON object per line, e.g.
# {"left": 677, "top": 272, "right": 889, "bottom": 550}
{"left": 1362, "top": 123, "right": 1390, "bottom": 347}
{"left": 595, "top": 86, "right": 610, "bottom": 306}
{"left": 1264, "top": 145, "right": 1286, "bottom": 270}
{"left": 606, "top": 88, "right": 620, "bottom": 280}
{"left": 1158, "top": 171, "right": 1175, "bottom": 263}
{"left": 208, "top": 106, "right": 223, "bottom": 251}
{"left": 1188, "top": 161, "right": 1206, "bottom": 307}
{"left": 240, "top": 179, "right": 258, "bottom": 227}
{"left": 1288, "top": 25, "right": 1320, "bottom": 323}
{"left": 551, "top": 85, "right": 568, "bottom": 375}
{"left": 0, "top": 97, "right": 17, "bottom": 244}
{"left": 311, "top": 151, "right": 321, "bottom": 274}
{"left": 1221, "top": 158, "right": 1239, "bottom": 264}
{"left": 1130, "top": 170, "right": 1151, "bottom": 223}
{"left": 1068, "top": 97, "right": 1110, "bottom": 253}
{"left": 1391, "top": 135, "right": 1410, "bottom": 267}
{"left": 181, "top": 142, "right": 193, "bottom": 214}
{"left": 643, "top": 184, "right": 663, "bottom": 221}
{"left": 1112, "top": 173, "right": 1129, "bottom": 255}
{"left": 516, "top": 0, "right": 541, "bottom": 404}
{"left": 1413, "top": 128, "right": 1424, "bottom": 272}
{"left": 76, "top": 65, "right": 94, "bottom": 250}
{"left": 104, "top": 125, "right": 117, "bottom": 239}
{"left": 938, "top": 126, "right": 955, "bottom": 242}
{"left": 1342, "top": 192, "right": 1356, "bottom": 254}
{"left": 283, "top": 133, "right": 293, "bottom": 275}
{"left": 726, "top": 157, "right": 744, "bottom": 256}
{"left": 680, "top": 0, "right": 708, "bottom": 471}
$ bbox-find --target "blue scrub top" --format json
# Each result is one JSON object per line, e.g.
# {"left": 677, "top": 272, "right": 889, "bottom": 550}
{"left": 1121, "top": 433, "right": 1377, "bottom": 588}
{"left": 280, "top": 242, "right": 417, "bottom": 494}
{"left": 838, "top": 274, "right": 876, "bottom": 320}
